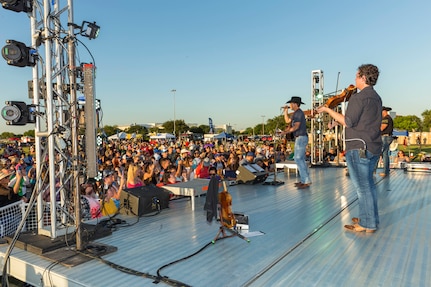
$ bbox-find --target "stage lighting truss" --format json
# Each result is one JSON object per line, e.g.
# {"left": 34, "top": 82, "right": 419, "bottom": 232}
{"left": 2, "top": 39, "right": 37, "bottom": 67}
{"left": 0, "top": 0, "right": 32, "bottom": 13}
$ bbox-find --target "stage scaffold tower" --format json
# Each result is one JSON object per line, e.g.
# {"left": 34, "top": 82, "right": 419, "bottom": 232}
{"left": 1, "top": 0, "right": 100, "bottom": 248}
{"left": 310, "top": 70, "right": 324, "bottom": 165}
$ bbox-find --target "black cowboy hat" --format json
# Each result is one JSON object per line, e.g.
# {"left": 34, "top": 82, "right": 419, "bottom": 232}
{"left": 286, "top": 96, "right": 305, "bottom": 105}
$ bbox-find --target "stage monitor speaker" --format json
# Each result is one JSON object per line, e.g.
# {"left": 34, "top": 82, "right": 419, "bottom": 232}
{"left": 120, "top": 185, "right": 170, "bottom": 216}
{"left": 236, "top": 165, "right": 268, "bottom": 184}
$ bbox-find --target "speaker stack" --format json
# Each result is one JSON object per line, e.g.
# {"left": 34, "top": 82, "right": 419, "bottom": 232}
{"left": 119, "top": 185, "right": 170, "bottom": 216}
{"left": 236, "top": 164, "right": 268, "bottom": 184}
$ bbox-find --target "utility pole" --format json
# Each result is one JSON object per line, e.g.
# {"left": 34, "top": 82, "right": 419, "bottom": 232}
{"left": 171, "top": 89, "right": 176, "bottom": 136}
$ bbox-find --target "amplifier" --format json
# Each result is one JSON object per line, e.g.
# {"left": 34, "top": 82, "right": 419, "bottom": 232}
{"left": 236, "top": 164, "right": 268, "bottom": 184}
{"left": 120, "top": 185, "right": 170, "bottom": 216}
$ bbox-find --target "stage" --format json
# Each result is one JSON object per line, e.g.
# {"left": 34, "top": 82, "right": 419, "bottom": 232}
{"left": 1, "top": 167, "right": 431, "bottom": 286}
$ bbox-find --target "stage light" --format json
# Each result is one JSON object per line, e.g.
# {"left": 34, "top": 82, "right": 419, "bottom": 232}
{"left": 1, "top": 101, "right": 35, "bottom": 125}
{"left": 2, "top": 40, "right": 36, "bottom": 67}
{"left": 0, "top": 0, "right": 32, "bottom": 13}
{"left": 83, "top": 21, "right": 100, "bottom": 40}
{"left": 95, "top": 99, "right": 101, "bottom": 111}
{"left": 68, "top": 21, "right": 101, "bottom": 40}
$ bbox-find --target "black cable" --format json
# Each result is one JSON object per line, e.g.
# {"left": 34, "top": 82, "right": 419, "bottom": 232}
{"left": 156, "top": 235, "right": 232, "bottom": 284}
{"left": 77, "top": 249, "right": 192, "bottom": 287}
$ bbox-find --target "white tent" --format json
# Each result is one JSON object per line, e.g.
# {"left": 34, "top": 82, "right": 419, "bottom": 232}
{"left": 150, "top": 133, "right": 176, "bottom": 140}
{"left": 213, "top": 132, "right": 234, "bottom": 139}
{"left": 108, "top": 132, "right": 126, "bottom": 140}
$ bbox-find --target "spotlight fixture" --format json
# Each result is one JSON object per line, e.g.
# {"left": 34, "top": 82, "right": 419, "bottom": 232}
{"left": 83, "top": 21, "right": 100, "bottom": 40}
{"left": 1, "top": 101, "right": 36, "bottom": 125}
{"left": 0, "top": 0, "right": 32, "bottom": 13}
{"left": 68, "top": 21, "right": 101, "bottom": 40}
{"left": 2, "top": 39, "right": 36, "bottom": 67}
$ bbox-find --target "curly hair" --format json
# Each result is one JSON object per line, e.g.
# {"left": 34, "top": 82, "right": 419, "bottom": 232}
{"left": 357, "top": 64, "right": 380, "bottom": 86}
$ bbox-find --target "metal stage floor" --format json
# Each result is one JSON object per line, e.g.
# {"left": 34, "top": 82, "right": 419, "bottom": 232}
{"left": 1, "top": 166, "right": 431, "bottom": 286}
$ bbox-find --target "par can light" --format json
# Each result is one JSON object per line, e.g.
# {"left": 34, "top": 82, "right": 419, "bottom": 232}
{"left": 1, "top": 105, "right": 21, "bottom": 122}
{"left": 1, "top": 101, "right": 35, "bottom": 125}
{"left": 2, "top": 40, "right": 36, "bottom": 67}
{"left": 0, "top": 0, "right": 33, "bottom": 13}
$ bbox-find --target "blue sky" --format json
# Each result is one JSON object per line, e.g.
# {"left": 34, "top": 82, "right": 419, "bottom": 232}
{"left": 1, "top": 0, "right": 430, "bottom": 134}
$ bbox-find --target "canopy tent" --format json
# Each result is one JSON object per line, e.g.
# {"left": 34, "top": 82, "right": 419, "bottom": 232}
{"left": 213, "top": 132, "right": 234, "bottom": 139}
{"left": 108, "top": 132, "right": 126, "bottom": 140}
{"left": 393, "top": 129, "right": 409, "bottom": 137}
{"left": 150, "top": 133, "right": 176, "bottom": 140}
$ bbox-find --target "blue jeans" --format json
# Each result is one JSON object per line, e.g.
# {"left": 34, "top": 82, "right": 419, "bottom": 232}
{"left": 381, "top": 135, "right": 393, "bottom": 175}
{"left": 346, "top": 149, "right": 380, "bottom": 229}
{"left": 294, "top": 135, "right": 311, "bottom": 184}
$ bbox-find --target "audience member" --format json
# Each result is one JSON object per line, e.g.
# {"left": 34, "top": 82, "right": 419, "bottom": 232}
{"left": 195, "top": 157, "right": 211, "bottom": 179}
{"left": 239, "top": 152, "right": 255, "bottom": 166}
{"left": 394, "top": 150, "right": 410, "bottom": 164}
{"left": 80, "top": 179, "right": 101, "bottom": 220}
{"left": 126, "top": 163, "right": 144, "bottom": 188}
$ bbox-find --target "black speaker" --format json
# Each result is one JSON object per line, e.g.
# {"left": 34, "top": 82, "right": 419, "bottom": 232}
{"left": 120, "top": 185, "right": 170, "bottom": 216}
{"left": 236, "top": 164, "right": 268, "bottom": 184}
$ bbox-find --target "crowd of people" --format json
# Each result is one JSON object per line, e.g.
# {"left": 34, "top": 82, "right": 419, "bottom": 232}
{"left": 0, "top": 138, "right": 294, "bottom": 217}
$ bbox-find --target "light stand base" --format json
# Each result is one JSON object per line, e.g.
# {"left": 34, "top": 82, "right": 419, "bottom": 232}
{"left": 263, "top": 180, "right": 285, "bottom": 186}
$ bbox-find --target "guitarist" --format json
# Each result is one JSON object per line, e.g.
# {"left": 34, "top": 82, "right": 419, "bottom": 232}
{"left": 283, "top": 96, "right": 311, "bottom": 189}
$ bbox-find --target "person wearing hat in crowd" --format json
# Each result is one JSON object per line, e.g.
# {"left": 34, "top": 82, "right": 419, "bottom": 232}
{"left": 283, "top": 96, "right": 311, "bottom": 189}
{"left": 175, "top": 148, "right": 190, "bottom": 179}
{"left": 378, "top": 106, "right": 394, "bottom": 177}
{"left": 317, "top": 64, "right": 382, "bottom": 233}
{"left": 239, "top": 151, "right": 255, "bottom": 166}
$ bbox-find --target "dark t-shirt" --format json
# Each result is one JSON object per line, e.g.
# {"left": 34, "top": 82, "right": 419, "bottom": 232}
{"left": 345, "top": 86, "right": 382, "bottom": 155}
{"left": 291, "top": 109, "right": 307, "bottom": 137}
{"left": 381, "top": 115, "right": 393, "bottom": 135}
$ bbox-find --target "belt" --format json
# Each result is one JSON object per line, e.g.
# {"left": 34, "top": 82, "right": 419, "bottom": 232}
{"left": 295, "top": 134, "right": 307, "bottom": 137}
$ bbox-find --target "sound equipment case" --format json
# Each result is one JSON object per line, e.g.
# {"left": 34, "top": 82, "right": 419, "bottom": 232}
{"left": 120, "top": 185, "right": 170, "bottom": 216}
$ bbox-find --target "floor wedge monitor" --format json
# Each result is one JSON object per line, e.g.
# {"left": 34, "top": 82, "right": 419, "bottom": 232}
{"left": 236, "top": 164, "right": 268, "bottom": 184}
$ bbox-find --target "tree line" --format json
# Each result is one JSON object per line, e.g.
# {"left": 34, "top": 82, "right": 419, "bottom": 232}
{"left": 1, "top": 109, "right": 430, "bottom": 140}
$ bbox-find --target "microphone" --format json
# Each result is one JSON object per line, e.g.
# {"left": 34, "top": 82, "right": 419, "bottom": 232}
{"left": 280, "top": 105, "right": 288, "bottom": 110}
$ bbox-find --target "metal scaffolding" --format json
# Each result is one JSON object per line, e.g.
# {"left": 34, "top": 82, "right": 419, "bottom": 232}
{"left": 310, "top": 70, "right": 324, "bottom": 165}
{"left": 2, "top": 0, "right": 98, "bottom": 247}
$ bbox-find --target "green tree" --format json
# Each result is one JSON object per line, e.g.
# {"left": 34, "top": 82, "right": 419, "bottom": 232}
{"left": 23, "top": 130, "right": 35, "bottom": 137}
{"left": 0, "top": 132, "right": 16, "bottom": 139}
{"left": 125, "top": 124, "right": 148, "bottom": 136}
{"left": 393, "top": 115, "right": 422, "bottom": 131}
{"left": 102, "top": 125, "right": 120, "bottom": 136}
{"left": 198, "top": 125, "right": 210, "bottom": 134}
{"left": 265, "top": 115, "right": 286, "bottom": 134}
{"left": 162, "top": 119, "right": 189, "bottom": 136}
{"left": 421, "top": 109, "right": 431, "bottom": 132}
{"left": 190, "top": 126, "right": 205, "bottom": 134}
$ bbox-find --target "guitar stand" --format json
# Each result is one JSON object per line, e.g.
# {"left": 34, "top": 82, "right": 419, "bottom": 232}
{"left": 212, "top": 222, "right": 250, "bottom": 244}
